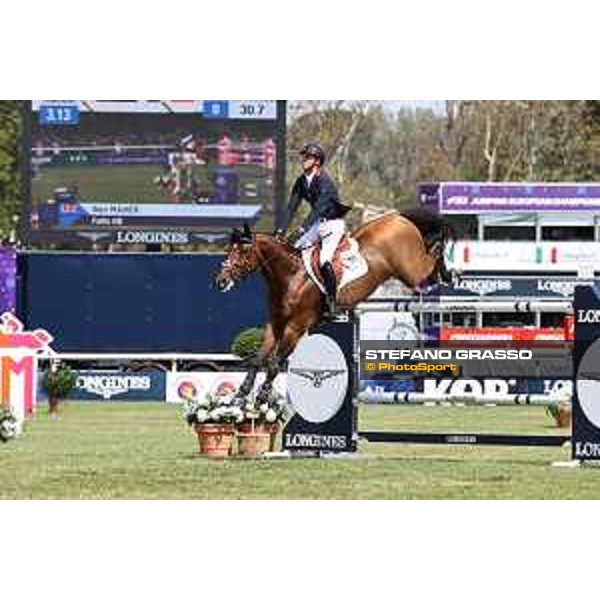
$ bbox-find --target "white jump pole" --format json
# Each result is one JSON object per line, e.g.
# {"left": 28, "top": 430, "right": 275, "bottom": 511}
{"left": 357, "top": 299, "right": 573, "bottom": 314}
{"left": 358, "top": 390, "right": 563, "bottom": 406}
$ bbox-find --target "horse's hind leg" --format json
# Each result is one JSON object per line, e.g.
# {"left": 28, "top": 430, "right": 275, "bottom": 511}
{"left": 235, "top": 323, "right": 276, "bottom": 399}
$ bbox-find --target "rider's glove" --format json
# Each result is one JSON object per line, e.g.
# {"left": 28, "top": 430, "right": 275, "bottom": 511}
{"left": 273, "top": 228, "right": 286, "bottom": 239}
{"left": 289, "top": 227, "right": 305, "bottom": 245}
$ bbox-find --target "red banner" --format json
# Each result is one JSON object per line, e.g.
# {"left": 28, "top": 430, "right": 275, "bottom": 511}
{"left": 440, "top": 327, "right": 567, "bottom": 342}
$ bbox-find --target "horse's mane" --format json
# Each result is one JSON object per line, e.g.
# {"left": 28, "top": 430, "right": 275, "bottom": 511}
{"left": 255, "top": 233, "right": 302, "bottom": 264}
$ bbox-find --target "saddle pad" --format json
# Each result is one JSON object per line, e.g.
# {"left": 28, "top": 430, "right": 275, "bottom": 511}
{"left": 302, "top": 236, "right": 368, "bottom": 294}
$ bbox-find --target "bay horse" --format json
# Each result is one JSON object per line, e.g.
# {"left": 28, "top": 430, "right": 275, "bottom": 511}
{"left": 214, "top": 208, "right": 454, "bottom": 402}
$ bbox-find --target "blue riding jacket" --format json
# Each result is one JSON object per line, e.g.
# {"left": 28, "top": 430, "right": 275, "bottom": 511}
{"left": 282, "top": 170, "right": 351, "bottom": 233}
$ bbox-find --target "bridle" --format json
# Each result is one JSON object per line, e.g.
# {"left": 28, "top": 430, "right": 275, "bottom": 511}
{"left": 219, "top": 235, "right": 302, "bottom": 283}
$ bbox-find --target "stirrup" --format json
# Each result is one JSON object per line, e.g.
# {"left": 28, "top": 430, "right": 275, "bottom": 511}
{"left": 322, "top": 295, "right": 337, "bottom": 318}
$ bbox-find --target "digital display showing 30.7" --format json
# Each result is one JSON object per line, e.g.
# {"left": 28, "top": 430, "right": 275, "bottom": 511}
{"left": 23, "top": 100, "right": 286, "bottom": 245}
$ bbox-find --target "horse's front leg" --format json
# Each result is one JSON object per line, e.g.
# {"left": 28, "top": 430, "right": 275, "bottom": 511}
{"left": 256, "top": 320, "right": 312, "bottom": 403}
{"left": 235, "top": 323, "right": 276, "bottom": 401}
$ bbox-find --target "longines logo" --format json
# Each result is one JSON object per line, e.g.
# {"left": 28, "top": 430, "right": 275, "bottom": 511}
{"left": 288, "top": 368, "right": 346, "bottom": 388}
{"left": 287, "top": 333, "right": 348, "bottom": 423}
{"left": 76, "top": 374, "right": 151, "bottom": 399}
{"left": 115, "top": 231, "right": 189, "bottom": 244}
{"left": 455, "top": 278, "right": 512, "bottom": 295}
{"left": 537, "top": 279, "right": 581, "bottom": 297}
{"left": 577, "top": 309, "right": 600, "bottom": 323}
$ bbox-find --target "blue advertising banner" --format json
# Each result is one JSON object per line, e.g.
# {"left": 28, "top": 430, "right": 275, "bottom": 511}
{"left": 37, "top": 370, "right": 167, "bottom": 402}
{"left": 427, "top": 274, "right": 598, "bottom": 299}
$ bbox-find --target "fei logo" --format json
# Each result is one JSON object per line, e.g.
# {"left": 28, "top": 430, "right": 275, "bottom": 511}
{"left": 0, "top": 312, "right": 54, "bottom": 431}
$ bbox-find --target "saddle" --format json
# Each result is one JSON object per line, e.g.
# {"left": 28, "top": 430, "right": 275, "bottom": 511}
{"left": 302, "top": 234, "right": 368, "bottom": 294}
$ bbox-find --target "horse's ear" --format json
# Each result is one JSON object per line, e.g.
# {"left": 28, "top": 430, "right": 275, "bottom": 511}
{"left": 230, "top": 228, "right": 241, "bottom": 244}
{"left": 238, "top": 222, "right": 253, "bottom": 244}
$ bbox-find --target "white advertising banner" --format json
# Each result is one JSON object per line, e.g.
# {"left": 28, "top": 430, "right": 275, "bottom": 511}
{"left": 448, "top": 241, "right": 600, "bottom": 271}
{"left": 166, "top": 371, "right": 287, "bottom": 404}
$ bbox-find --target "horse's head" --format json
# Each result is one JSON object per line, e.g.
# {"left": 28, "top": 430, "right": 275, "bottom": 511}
{"left": 214, "top": 224, "right": 261, "bottom": 292}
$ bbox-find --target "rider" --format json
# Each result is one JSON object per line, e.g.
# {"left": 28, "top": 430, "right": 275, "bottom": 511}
{"left": 275, "top": 143, "right": 351, "bottom": 316}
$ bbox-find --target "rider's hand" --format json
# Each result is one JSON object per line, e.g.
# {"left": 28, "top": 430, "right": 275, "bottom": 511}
{"left": 289, "top": 227, "right": 305, "bottom": 245}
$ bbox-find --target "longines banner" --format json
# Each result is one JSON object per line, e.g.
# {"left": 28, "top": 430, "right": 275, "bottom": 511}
{"left": 428, "top": 274, "right": 598, "bottom": 298}
{"left": 37, "top": 370, "right": 167, "bottom": 402}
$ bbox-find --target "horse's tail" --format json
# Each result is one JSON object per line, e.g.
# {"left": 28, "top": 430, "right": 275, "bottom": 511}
{"left": 400, "top": 206, "right": 453, "bottom": 252}
{"left": 400, "top": 206, "right": 456, "bottom": 285}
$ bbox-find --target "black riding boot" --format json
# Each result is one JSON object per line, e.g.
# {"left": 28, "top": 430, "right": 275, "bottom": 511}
{"left": 320, "top": 261, "right": 337, "bottom": 317}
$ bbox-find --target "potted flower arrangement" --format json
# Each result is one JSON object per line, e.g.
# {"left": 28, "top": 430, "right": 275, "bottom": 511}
{"left": 546, "top": 392, "right": 572, "bottom": 429}
{"left": 0, "top": 406, "right": 19, "bottom": 443}
{"left": 237, "top": 391, "right": 288, "bottom": 456}
{"left": 184, "top": 393, "right": 244, "bottom": 457}
{"left": 42, "top": 361, "right": 77, "bottom": 418}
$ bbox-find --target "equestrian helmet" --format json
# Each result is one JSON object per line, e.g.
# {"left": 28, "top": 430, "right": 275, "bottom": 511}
{"left": 299, "top": 143, "right": 326, "bottom": 164}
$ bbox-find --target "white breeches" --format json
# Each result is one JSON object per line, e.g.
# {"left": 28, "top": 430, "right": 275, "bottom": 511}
{"left": 294, "top": 219, "right": 346, "bottom": 266}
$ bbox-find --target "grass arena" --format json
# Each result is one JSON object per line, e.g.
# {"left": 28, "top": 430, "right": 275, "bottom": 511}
{"left": 0, "top": 403, "right": 588, "bottom": 500}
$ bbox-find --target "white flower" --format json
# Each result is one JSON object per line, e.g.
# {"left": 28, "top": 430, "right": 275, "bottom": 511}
{"left": 196, "top": 409, "right": 209, "bottom": 423}
{"left": 209, "top": 408, "right": 223, "bottom": 421}
{"left": 1, "top": 417, "right": 19, "bottom": 440}
{"left": 197, "top": 396, "right": 211, "bottom": 409}
{"left": 259, "top": 403, "right": 269, "bottom": 414}
{"left": 265, "top": 409, "right": 277, "bottom": 423}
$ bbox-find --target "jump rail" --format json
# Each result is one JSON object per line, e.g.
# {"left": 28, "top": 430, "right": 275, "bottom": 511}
{"left": 356, "top": 298, "right": 573, "bottom": 313}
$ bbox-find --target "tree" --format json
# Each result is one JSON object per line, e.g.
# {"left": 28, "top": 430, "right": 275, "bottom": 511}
{"left": 0, "top": 101, "right": 22, "bottom": 241}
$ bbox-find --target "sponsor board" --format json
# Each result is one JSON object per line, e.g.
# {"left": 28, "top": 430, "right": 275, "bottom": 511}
{"left": 37, "top": 370, "right": 167, "bottom": 402}
{"left": 440, "top": 328, "right": 567, "bottom": 341}
{"left": 166, "top": 372, "right": 286, "bottom": 404}
{"left": 437, "top": 182, "right": 600, "bottom": 213}
{"left": 573, "top": 285, "right": 600, "bottom": 460}
{"left": 361, "top": 377, "right": 572, "bottom": 401}
{"left": 448, "top": 241, "right": 600, "bottom": 272}
{"left": 282, "top": 319, "right": 357, "bottom": 453}
{"left": 436, "top": 275, "right": 597, "bottom": 299}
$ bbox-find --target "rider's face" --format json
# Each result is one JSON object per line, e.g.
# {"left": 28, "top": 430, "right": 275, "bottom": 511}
{"left": 301, "top": 155, "right": 318, "bottom": 173}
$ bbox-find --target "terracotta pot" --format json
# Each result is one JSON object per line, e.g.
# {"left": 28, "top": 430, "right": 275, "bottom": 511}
{"left": 237, "top": 422, "right": 276, "bottom": 456}
{"left": 194, "top": 423, "right": 235, "bottom": 456}
{"left": 48, "top": 397, "right": 61, "bottom": 418}
{"left": 556, "top": 405, "right": 572, "bottom": 429}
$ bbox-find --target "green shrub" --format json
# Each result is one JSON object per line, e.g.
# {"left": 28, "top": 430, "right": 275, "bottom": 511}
{"left": 42, "top": 362, "right": 77, "bottom": 399}
{"left": 231, "top": 327, "right": 264, "bottom": 360}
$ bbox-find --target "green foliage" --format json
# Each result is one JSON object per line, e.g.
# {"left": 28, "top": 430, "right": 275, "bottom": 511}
{"left": 0, "top": 101, "right": 22, "bottom": 241}
{"left": 287, "top": 101, "right": 600, "bottom": 222}
{"left": 231, "top": 327, "right": 264, "bottom": 359}
{"left": 42, "top": 362, "right": 77, "bottom": 399}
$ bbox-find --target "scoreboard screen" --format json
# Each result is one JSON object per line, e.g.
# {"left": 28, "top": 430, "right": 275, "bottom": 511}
{"left": 22, "top": 100, "right": 286, "bottom": 245}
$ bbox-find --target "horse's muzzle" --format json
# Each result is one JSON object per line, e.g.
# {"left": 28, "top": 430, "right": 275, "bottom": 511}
{"left": 214, "top": 275, "right": 234, "bottom": 293}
